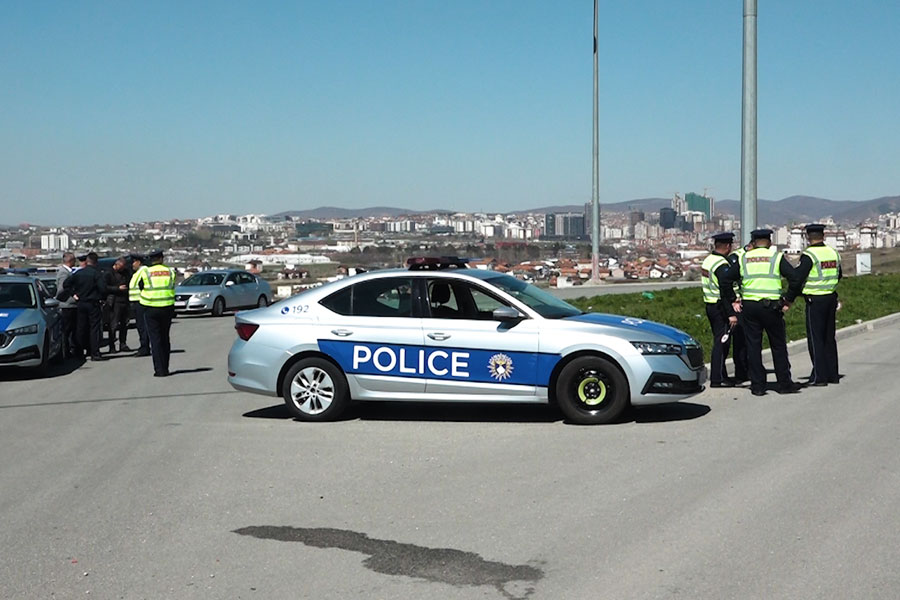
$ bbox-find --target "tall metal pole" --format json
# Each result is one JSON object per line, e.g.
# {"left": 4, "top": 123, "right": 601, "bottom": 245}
{"left": 740, "top": 0, "right": 758, "bottom": 245}
{"left": 591, "top": 0, "right": 601, "bottom": 281}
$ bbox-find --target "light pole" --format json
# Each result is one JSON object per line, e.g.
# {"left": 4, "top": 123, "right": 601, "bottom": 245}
{"left": 741, "top": 0, "right": 758, "bottom": 244}
{"left": 590, "top": 0, "right": 601, "bottom": 282}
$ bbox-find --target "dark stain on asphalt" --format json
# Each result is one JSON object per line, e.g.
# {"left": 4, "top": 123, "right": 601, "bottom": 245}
{"left": 233, "top": 525, "right": 543, "bottom": 599}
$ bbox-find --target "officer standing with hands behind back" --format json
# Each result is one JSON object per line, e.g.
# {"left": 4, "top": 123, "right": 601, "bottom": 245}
{"left": 128, "top": 254, "right": 151, "bottom": 357}
{"left": 796, "top": 224, "right": 842, "bottom": 386}
{"left": 701, "top": 232, "right": 741, "bottom": 387}
{"left": 726, "top": 229, "right": 805, "bottom": 397}
{"left": 138, "top": 249, "right": 176, "bottom": 377}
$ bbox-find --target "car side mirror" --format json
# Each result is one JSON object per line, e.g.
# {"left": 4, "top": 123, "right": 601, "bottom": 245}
{"left": 43, "top": 298, "right": 60, "bottom": 308}
{"left": 492, "top": 306, "right": 523, "bottom": 321}
{"left": 225, "top": 280, "right": 235, "bottom": 287}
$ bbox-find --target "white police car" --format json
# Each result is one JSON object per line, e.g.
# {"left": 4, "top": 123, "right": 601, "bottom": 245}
{"left": 0, "top": 274, "right": 63, "bottom": 372}
{"left": 227, "top": 258, "right": 706, "bottom": 424}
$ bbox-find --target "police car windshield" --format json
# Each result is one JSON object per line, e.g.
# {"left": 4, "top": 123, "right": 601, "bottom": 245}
{"left": 0, "top": 282, "right": 37, "bottom": 309}
{"left": 181, "top": 273, "right": 224, "bottom": 286}
{"left": 485, "top": 275, "right": 582, "bottom": 319}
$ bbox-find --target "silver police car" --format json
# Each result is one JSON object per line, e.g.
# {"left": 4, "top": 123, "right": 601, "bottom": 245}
{"left": 0, "top": 274, "right": 63, "bottom": 372}
{"left": 227, "top": 258, "right": 706, "bottom": 424}
{"left": 174, "top": 270, "right": 272, "bottom": 316}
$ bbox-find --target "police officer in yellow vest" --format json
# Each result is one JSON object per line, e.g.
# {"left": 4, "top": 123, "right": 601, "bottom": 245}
{"left": 727, "top": 229, "right": 805, "bottom": 396}
{"left": 702, "top": 232, "right": 741, "bottom": 387}
{"left": 128, "top": 253, "right": 151, "bottom": 357}
{"left": 138, "top": 249, "right": 176, "bottom": 377}
{"left": 796, "top": 223, "right": 842, "bottom": 385}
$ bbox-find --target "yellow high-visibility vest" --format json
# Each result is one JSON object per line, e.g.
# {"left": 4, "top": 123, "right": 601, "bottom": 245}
{"left": 129, "top": 265, "right": 149, "bottom": 302}
{"left": 139, "top": 264, "right": 176, "bottom": 307}
{"left": 802, "top": 244, "right": 840, "bottom": 295}
{"left": 739, "top": 247, "right": 783, "bottom": 301}
{"left": 700, "top": 253, "right": 728, "bottom": 304}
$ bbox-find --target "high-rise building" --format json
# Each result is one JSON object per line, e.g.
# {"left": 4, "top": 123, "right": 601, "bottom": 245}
{"left": 544, "top": 213, "right": 585, "bottom": 239}
{"left": 685, "top": 192, "right": 714, "bottom": 220}
{"left": 629, "top": 210, "right": 645, "bottom": 228}
{"left": 659, "top": 207, "right": 676, "bottom": 229}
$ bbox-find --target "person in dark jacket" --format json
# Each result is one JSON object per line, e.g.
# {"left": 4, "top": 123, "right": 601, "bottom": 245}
{"left": 63, "top": 252, "right": 108, "bottom": 361}
{"left": 105, "top": 257, "right": 131, "bottom": 353}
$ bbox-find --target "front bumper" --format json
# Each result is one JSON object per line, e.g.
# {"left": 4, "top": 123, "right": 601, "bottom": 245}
{"left": 0, "top": 335, "right": 42, "bottom": 367}
{"left": 631, "top": 353, "right": 706, "bottom": 405}
{"left": 174, "top": 295, "right": 214, "bottom": 313}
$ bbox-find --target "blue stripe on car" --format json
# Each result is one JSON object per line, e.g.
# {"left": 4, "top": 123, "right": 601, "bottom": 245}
{"left": 318, "top": 339, "right": 561, "bottom": 387}
{"left": 0, "top": 309, "right": 26, "bottom": 332}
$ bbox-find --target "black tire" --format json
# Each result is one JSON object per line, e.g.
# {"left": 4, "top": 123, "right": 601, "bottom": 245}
{"left": 211, "top": 297, "right": 225, "bottom": 317}
{"left": 257, "top": 295, "right": 268, "bottom": 308}
{"left": 555, "top": 355, "right": 629, "bottom": 425}
{"left": 281, "top": 357, "right": 349, "bottom": 422}
{"left": 35, "top": 335, "right": 51, "bottom": 375}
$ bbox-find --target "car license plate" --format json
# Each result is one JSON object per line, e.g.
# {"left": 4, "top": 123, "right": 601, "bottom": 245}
{"left": 174, "top": 301, "right": 186, "bottom": 308}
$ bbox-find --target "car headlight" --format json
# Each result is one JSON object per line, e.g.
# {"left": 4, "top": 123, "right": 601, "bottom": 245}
{"left": 6, "top": 324, "right": 39, "bottom": 337}
{"left": 194, "top": 292, "right": 212, "bottom": 299}
{"left": 632, "top": 341, "right": 682, "bottom": 355}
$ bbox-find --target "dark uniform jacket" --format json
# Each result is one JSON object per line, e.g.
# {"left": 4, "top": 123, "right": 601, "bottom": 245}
{"left": 105, "top": 268, "right": 132, "bottom": 306}
{"left": 62, "top": 264, "right": 107, "bottom": 303}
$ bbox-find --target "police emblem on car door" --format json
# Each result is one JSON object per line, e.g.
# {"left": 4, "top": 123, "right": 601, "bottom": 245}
{"left": 317, "top": 276, "right": 426, "bottom": 397}
{"left": 421, "top": 278, "right": 541, "bottom": 400}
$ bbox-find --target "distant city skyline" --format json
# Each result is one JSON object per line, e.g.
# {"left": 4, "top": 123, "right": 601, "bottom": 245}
{"left": 3, "top": 1, "right": 900, "bottom": 226}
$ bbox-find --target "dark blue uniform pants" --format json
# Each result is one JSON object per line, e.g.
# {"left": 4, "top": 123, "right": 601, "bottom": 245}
{"left": 132, "top": 302, "right": 150, "bottom": 354}
{"left": 742, "top": 300, "right": 793, "bottom": 393}
{"left": 75, "top": 301, "right": 102, "bottom": 358}
{"left": 144, "top": 305, "right": 174, "bottom": 375}
{"left": 705, "top": 302, "right": 732, "bottom": 384}
{"left": 804, "top": 292, "right": 839, "bottom": 384}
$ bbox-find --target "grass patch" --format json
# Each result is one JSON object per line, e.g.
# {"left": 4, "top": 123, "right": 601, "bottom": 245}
{"left": 567, "top": 273, "right": 900, "bottom": 363}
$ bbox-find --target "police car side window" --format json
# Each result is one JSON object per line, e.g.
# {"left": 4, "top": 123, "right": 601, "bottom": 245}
{"left": 469, "top": 286, "right": 508, "bottom": 319}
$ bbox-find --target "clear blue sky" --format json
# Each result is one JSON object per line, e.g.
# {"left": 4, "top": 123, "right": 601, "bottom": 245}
{"left": 2, "top": 1, "right": 898, "bottom": 226}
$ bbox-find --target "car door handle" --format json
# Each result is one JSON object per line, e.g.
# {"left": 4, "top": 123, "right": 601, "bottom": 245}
{"left": 427, "top": 332, "right": 451, "bottom": 341}
{"left": 331, "top": 329, "right": 353, "bottom": 337}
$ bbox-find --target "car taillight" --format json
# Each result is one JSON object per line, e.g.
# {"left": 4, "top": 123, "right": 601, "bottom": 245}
{"left": 235, "top": 323, "right": 259, "bottom": 341}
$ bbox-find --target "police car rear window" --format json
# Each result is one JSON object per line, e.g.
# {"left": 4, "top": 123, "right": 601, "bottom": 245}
{"left": 320, "top": 277, "right": 413, "bottom": 318}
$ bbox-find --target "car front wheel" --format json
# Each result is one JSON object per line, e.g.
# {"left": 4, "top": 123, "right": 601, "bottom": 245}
{"left": 555, "top": 356, "right": 629, "bottom": 425}
{"left": 282, "top": 357, "right": 349, "bottom": 421}
{"left": 257, "top": 295, "right": 268, "bottom": 308}
{"left": 211, "top": 297, "right": 225, "bottom": 317}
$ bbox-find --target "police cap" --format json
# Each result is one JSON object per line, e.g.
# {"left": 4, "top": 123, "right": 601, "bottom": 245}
{"left": 750, "top": 228, "right": 773, "bottom": 240}
{"left": 711, "top": 232, "right": 735, "bottom": 244}
{"left": 76, "top": 254, "right": 88, "bottom": 262}
{"left": 805, "top": 223, "right": 826, "bottom": 235}
{"left": 131, "top": 253, "right": 147, "bottom": 264}
{"left": 147, "top": 248, "right": 164, "bottom": 260}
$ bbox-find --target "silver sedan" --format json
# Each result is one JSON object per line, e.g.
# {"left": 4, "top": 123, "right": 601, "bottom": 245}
{"left": 227, "top": 261, "right": 706, "bottom": 424}
{"left": 174, "top": 270, "right": 271, "bottom": 316}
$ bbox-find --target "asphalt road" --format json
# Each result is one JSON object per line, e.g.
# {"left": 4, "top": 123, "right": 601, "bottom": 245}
{"left": 1, "top": 314, "right": 898, "bottom": 599}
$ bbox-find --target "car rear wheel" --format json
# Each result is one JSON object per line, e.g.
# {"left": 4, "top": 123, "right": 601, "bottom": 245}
{"left": 211, "top": 297, "right": 225, "bottom": 317}
{"left": 282, "top": 358, "right": 349, "bottom": 421}
{"left": 555, "top": 356, "right": 629, "bottom": 425}
{"left": 257, "top": 295, "right": 268, "bottom": 308}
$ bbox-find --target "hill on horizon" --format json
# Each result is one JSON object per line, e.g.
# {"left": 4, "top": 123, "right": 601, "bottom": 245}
{"left": 271, "top": 195, "right": 899, "bottom": 225}
{"left": 716, "top": 195, "right": 900, "bottom": 225}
